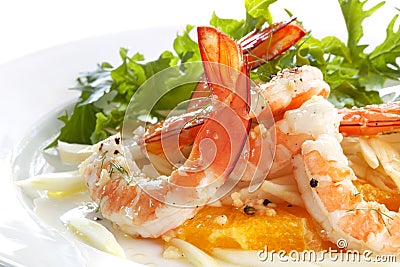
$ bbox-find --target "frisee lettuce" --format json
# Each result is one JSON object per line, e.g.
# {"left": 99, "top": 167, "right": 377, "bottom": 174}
{"left": 47, "top": 26, "right": 199, "bottom": 148}
{"left": 250, "top": 0, "right": 400, "bottom": 107}
{"left": 48, "top": 0, "right": 400, "bottom": 148}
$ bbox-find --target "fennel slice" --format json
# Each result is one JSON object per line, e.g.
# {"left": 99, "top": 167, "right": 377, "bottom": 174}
{"left": 65, "top": 216, "right": 125, "bottom": 258}
{"left": 15, "top": 170, "right": 86, "bottom": 194}
{"left": 169, "top": 238, "right": 220, "bottom": 267}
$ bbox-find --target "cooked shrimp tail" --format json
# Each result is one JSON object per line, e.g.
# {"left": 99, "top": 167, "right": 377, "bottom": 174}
{"left": 339, "top": 101, "right": 400, "bottom": 136}
{"left": 240, "top": 18, "right": 306, "bottom": 69}
{"left": 189, "top": 18, "right": 306, "bottom": 102}
{"left": 80, "top": 26, "right": 251, "bottom": 238}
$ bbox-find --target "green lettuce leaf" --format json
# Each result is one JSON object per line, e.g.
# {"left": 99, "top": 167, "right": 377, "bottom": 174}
{"left": 210, "top": 0, "right": 276, "bottom": 40}
{"left": 48, "top": 26, "right": 201, "bottom": 147}
{"left": 369, "top": 14, "right": 400, "bottom": 80}
{"left": 245, "top": 0, "right": 277, "bottom": 24}
{"left": 49, "top": 0, "right": 400, "bottom": 147}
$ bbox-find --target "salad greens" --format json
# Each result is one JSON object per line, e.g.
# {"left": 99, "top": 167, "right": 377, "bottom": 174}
{"left": 48, "top": 0, "right": 400, "bottom": 147}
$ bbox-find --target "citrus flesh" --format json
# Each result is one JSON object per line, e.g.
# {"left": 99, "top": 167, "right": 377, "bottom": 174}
{"left": 168, "top": 177, "right": 400, "bottom": 254}
{"left": 354, "top": 181, "right": 400, "bottom": 211}
{"left": 171, "top": 204, "right": 332, "bottom": 254}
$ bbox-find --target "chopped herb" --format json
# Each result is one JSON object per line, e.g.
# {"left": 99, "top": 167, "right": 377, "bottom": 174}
{"left": 100, "top": 150, "right": 108, "bottom": 170}
{"left": 109, "top": 161, "right": 127, "bottom": 174}
{"left": 108, "top": 165, "right": 115, "bottom": 177}
{"left": 109, "top": 161, "right": 133, "bottom": 184}
{"left": 94, "top": 202, "right": 101, "bottom": 213}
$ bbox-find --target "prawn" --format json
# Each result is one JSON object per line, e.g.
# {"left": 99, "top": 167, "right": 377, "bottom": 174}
{"left": 249, "top": 100, "right": 400, "bottom": 186}
{"left": 143, "top": 64, "right": 331, "bottom": 195}
{"left": 277, "top": 96, "right": 400, "bottom": 254}
{"left": 188, "top": 18, "right": 306, "bottom": 102}
{"left": 339, "top": 101, "right": 400, "bottom": 136}
{"left": 234, "top": 65, "right": 331, "bottom": 187}
{"left": 143, "top": 64, "right": 331, "bottom": 197}
{"left": 80, "top": 26, "right": 251, "bottom": 238}
{"left": 145, "top": 19, "right": 309, "bottom": 155}
{"left": 145, "top": 65, "right": 331, "bottom": 165}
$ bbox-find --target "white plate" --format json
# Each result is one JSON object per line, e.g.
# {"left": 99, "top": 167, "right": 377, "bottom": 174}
{"left": 1, "top": 1, "right": 399, "bottom": 265}
{"left": 0, "top": 26, "right": 186, "bottom": 267}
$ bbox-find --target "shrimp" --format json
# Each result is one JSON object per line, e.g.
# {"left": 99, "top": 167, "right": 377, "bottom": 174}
{"left": 257, "top": 65, "right": 330, "bottom": 120}
{"left": 339, "top": 101, "right": 400, "bottom": 136}
{"left": 79, "top": 26, "right": 251, "bottom": 238}
{"left": 282, "top": 97, "right": 400, "bottom": 254}
{"left": 257, "top": 95, "right": 400, "bottom": 233}
{"left": 236, "top": 66, "right": 331, "bottom": 186}
{"left": 146, "top": 65, "right": 330, "bottom": 140}
{"left": 240, "top": 18, "right": 307, "bottom": 69}
{"left": 142, "top": 65, "right": 331, "bottom": 198}
{"left": 294, "top": 136, "right": 400, "bottom": 253}
{"left": 261, "top": 100, "right": 400, "bottom": 182}
{"left": 145, "top": 65, "right": 330, "bottom": 159}
{"left": 268, "top": 95, "right": 341, "bottom": 175}
{"left": 142, "top": 64, "right": 332, "bottom": 198}
{"left": 145, "top": 20, "right": 310, "bottom": 156}
{"left": 188, "top": 19, "right": 306, "bottom": 102}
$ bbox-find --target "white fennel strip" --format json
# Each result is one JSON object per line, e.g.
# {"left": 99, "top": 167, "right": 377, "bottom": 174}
{"left": 359, "top": 137, "right": 379, "bottom": 169}
{"left": 58, "top": 141, "right": 98, "bottom": 165}
{"left": 15, "top": 170, "right": 85, "bottom": 193}
{"left": 369, "top": 137, "right": 400, "bottom": 190}
{"left": 261, "top": 180, "right": 304, "bottom": 207}
{"left": 64, "top": 216, "right": 125, "bottom": 258}
{"left": 169, "top": 238, "right": 220, "bottom": 267}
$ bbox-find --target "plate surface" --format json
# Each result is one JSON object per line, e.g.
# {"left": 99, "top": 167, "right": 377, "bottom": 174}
{"left": 0, "top": 26, "right": 187, "bottom": 267}
{"left": 1, "top": 1, "right": 399, "bottom": 265}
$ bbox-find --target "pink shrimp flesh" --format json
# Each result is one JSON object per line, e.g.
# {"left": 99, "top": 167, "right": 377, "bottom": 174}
{"left": 79, "top": 26, "right": 251, "bottom": 238}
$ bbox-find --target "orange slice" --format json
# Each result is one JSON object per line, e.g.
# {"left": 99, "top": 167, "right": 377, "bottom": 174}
{"left": 170, "top": 204, "right": 331, "bottom": 254}
{"left": 168, "top": 181, "right": 400, "bottom": 254}
{"left": 354, "top": 181, "right": 400, "bottom": 211}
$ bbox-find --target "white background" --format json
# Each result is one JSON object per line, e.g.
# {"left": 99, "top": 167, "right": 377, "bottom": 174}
{"left": 0, "top": 0, "right": 397, "bottom": 146}
{"left": 0, "top": 0, "right": 397, "bottom": 65}
{"left": 0, "top": 1, "right": 398, "bottom": 266}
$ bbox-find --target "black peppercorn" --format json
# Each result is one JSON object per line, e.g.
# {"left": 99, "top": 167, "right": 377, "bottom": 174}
{"left": 310, "top": 178, "right": 318, "bottom": 188}
{"left": 263, "top": 199, "right": 272, "bottom": 206}
{"left": 244, "top": 205, "right": 256, "bottom": 215}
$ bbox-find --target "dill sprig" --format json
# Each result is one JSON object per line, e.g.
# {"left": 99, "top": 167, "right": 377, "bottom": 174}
{"left": 347, "top": 208, "right": 394, "bottom": 236}
{"left": 109, "top": 161, "right": 134, "bottom": 184}
{"left": 100, "top": 150, "right": 108, "bottom": 170}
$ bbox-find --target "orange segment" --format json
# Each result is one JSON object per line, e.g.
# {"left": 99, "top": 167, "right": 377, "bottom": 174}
{"left": 171, "top": 205, "right": 331, "bottom": 254}
{"left": 354, "top": 181, "right": 400, "bottom": 211}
